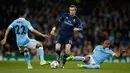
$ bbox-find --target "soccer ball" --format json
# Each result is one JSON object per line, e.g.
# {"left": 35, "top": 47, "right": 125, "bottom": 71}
{"left": 50, "top": 60, "right": 59, "bottom": 69}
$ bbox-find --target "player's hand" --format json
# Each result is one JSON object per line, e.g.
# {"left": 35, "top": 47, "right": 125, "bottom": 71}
{"left": 1, "top": 38, "right": 6, "bottom": 45}
{"left": 74, "top": 28, "right": 80, "bottom": 32}
{"left": 120, "top": 48, "right": 126, "bottom": 53}
{"left": 50, "top": 30, "right": 55, "bottom": 36}
{"left": 42, "top": 34, "right": 49, "bottom": 38}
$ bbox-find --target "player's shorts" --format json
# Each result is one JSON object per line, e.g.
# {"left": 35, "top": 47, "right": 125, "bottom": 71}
{"left": 56, "top": 35, "right": 72, "bottom": 45}
{"left": 18, "top": 39, "right": 42, "bottom": 51}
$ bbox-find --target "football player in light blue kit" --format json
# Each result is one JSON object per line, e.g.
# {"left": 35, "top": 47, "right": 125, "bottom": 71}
{"left": 67, "top": 40, "right": 125, "bottom": 69}
{"left": 1, "top": 10, "right": 50, "bottom": 69}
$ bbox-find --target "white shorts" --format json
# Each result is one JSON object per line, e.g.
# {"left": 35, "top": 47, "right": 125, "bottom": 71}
{"left": 25, "top": 39, "right": 41, "bottom": 49}
{"left": 87, "top": 55, "right": 96, "bottom": 65}
{"left": 18, "top": 39, "right": 42, "bottom": 50}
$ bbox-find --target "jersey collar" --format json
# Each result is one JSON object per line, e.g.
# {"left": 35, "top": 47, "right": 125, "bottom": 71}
{"left": 19, "top": 18, "right": 25, "bottom": 20}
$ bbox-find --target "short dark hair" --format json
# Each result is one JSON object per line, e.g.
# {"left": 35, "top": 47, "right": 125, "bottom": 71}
{"left": 19, "top": 9, "right": 26, "bottom": 16}
{"left": 70, "top": 5, "right": 77, "bottom": 11}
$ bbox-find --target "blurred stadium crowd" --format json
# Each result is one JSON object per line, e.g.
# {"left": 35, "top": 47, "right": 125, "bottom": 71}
{"left": 0, "top": 0, "right": 130, "bottom": 58}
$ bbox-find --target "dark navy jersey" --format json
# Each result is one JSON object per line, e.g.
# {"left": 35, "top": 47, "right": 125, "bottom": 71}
{"left": 56, "top": 13, "right": 83, "bottom": 37}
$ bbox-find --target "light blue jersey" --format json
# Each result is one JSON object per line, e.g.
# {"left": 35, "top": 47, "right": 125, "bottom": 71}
{"left": 8, "top": 18, "right": 34, "bottom": 46}
{"left": 92, "top": 45, "right": 115, "bottom": 64}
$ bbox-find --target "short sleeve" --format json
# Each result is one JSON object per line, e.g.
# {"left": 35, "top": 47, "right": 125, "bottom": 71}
{"left": 8, "top": 21, "right": 15, "bottom": 29}
{"left": 27, "top": 21, "right": 34, "bottom": 31}
{"left": 108, "top": 50, "right": 115, "bottom": 56}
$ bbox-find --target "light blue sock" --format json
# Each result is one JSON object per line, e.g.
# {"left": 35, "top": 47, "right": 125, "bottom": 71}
{"left": 72, "top": 56, "right": 85, "bottom": 61}
{"left": 82, "top": 64, "right": 100, "bottom": 69}
{"left": 24, "top": 52, "right": 31, "bottom": 66}
{"left": 37, "top": 47, "right": 44, "bottom": 62}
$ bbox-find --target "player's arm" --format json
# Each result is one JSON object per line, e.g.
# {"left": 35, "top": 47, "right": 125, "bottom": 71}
{"left": 108, "top": 47, "right": 126, "bottom": 57}
{"left": 50, "top": 13, "right": 65, "bottom": 35}
{"left": 113, "top": 49, "right": 126, "bottom": 57}
{"left": 1, "top": 28, "right": 11, "bottom": 45}
{"left": 50, "top": 21, "right": 61, "bottom": 35}
{"left": 74, "top": 18, "right": 83, "bottom": 31}
{"left": 113, "top": 53, "right": 120, "bottom": 57}
{"left": 50, "top": 26, "right": 56, "bottom": 36}
{"left": 1, "top": 21, "right": 15, "bottom": 45}
{"left": 27, "top": 21, "right": 48, "bottom": 38}
{"left": 31, "top": 29, "right": 48, "bottom": 38}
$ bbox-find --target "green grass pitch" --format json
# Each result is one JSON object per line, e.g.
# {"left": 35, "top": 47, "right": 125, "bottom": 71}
{"left": 0, "top": 61, "right": 130, "bottom": 73}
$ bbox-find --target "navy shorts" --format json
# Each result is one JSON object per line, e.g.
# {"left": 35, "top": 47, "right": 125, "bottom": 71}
{"left": 56, "top": 35, "right": 72, "bottom": 45}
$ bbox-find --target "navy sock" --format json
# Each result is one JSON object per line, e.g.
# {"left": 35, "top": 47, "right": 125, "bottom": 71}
{"left": 62, "top": 54, "right": 70, "bottom": 66}
{"left": 56, "top": 50, "right": 61, "bottom": 63}
{"left": 56, "top": 50, "right": 61, "bottom": 57}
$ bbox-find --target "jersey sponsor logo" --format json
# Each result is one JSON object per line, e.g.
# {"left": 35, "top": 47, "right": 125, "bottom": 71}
{"left": 64, "top": 19, "right": 75, "bottom": 26}
{"left": 64, "top": 21, "right": 74, "bottom": 26}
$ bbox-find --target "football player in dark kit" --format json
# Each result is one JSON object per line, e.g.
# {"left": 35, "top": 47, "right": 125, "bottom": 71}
{"left": 50, "top": 5, "right": 83, "bottom": 68}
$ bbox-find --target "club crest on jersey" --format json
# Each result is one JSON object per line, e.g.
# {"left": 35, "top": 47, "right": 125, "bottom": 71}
{"left": 73, "top": 19, "right": 75, "bottom": 22}
{"left": 66, "top": 17, "right": 68, "bottom": 19}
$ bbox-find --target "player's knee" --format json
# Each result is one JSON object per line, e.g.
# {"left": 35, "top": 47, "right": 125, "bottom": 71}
{"left": 56, "top": 43, "right": 61, "bottom": 51}
{"left": 56, "top": 47, "right": 60, "bottom": 51}
{"left": 84, "top": 56, "right": 90, "bottom": 63}
{"left": 20, "top": 48, "right": 28, "bottom": 55}
{"left": 36, "top": 44, "right": 42, "bottom": 48}
{"left": 24, "top": 48, "right": 29, "bottom": 53}
{"left": 65, "top": 44, "right": 71, "bottom": 49}
{"left": 65, "top": 44, "right": 71, "bottom": 54}
{"left": 65, "top": 48, "right": 70, "bottom": 54}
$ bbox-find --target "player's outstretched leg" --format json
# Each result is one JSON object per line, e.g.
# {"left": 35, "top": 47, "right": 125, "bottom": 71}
{"left": 66, "top": 55, "right": 74, "bottom": 61}
{"left": 67, "top": 56, "right": 85, "bottom": 61}
{"left": 61, "top": 44, "right": 71, "bottom": 68}
{"left": 55, "top": 50, "right": 61, "bottom": 63}
{"left": 24, "top": 48, "right": 33, "bottom": 69}
{"left": 55, "top": 43, "right": 61, "bottom": 64}
{"left": 62, "top": 53, "right": 70, "bottom": 68}
{"left": 36, "top": 44, "right": 50, "bottom": 66}
{"left": 77, "top": 64, "right": 100, "bottom": 69}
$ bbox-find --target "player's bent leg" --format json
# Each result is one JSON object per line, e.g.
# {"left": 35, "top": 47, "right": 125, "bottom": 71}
{"left": 25, "top": 39, "right": 49, "bottom": 66}
{"left": 55, "top": 43, "right": 61, "bottom": 63}
{"left": 78, "top": 55, "right": 99, "bottom": 69}
{"left": 83, "top": 56, "right": 91, "bottom": 63}
{"left": 62, "top": 44, "right": 71, "bottom": 68}
{"left": 77, "top": 64, "right": 100, "bottom": 69}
